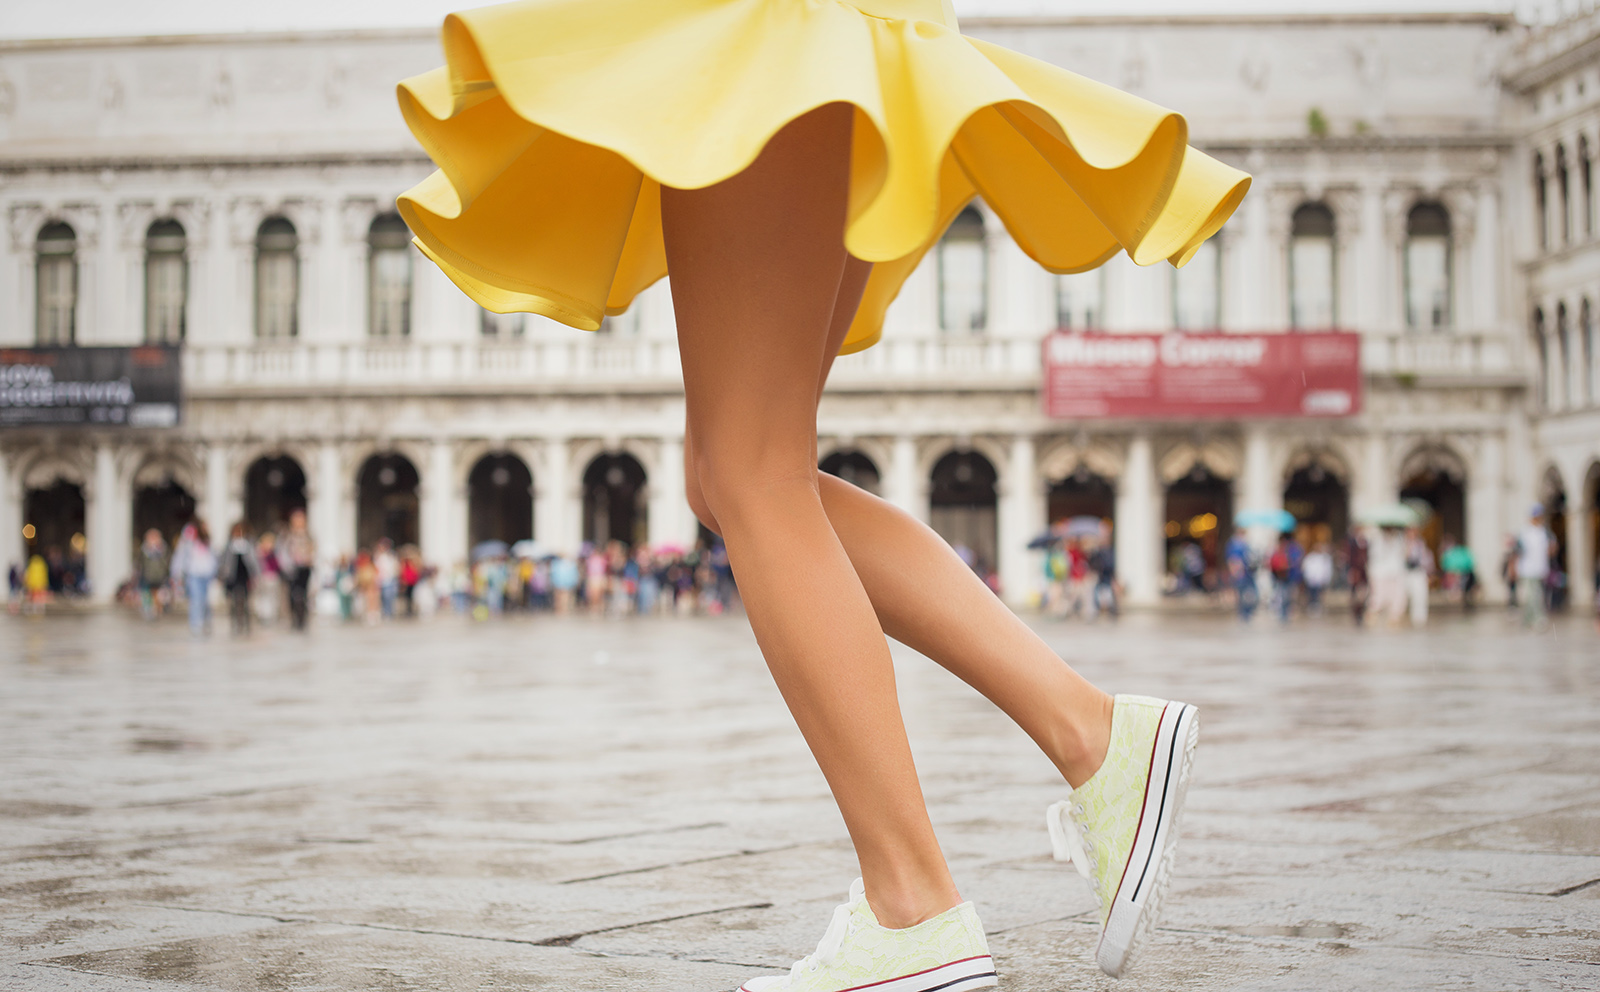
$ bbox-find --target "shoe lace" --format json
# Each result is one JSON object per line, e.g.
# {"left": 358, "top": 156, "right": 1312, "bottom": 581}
{"left": 789, "top": 878, "right": 865, "bottom": 980}
{"left": 1046, "top": 798, "right": 1095, "bottom": 884}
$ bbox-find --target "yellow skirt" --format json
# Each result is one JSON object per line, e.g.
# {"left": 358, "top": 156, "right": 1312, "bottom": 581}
{"left": 396, "top": 0, "right": 1250, "bottom": 354}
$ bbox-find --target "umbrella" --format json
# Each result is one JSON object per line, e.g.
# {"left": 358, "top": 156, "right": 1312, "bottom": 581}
{"left": 510, "top": 539, "right": 544, "bottom": 559}
{"left": 1357, "top": 503, "right": 1422, "bottom": 528}
{"left": 1402, "top": 497, "right": 1436, "bottom": 521}
{"left": 1061, "top": 516, "right": 1104, "bottom": 539}
{"left": 653, "top": 542, "right": 687, "bottom": 556}
{"left": 471, "top": 539, "right": 510, "bottom": 561}
{"left": 1235, "top": 508, "right": 1297, "bottom": 532}
{"left": 1027, "top": 532, "right": 1060, "bottom": 550}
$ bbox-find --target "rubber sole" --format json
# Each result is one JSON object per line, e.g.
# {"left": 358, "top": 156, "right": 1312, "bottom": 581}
{"left": 1096, "top": 701, "right": 1199, "bottom": 979}
{"left": 739, "top": 954, "right": 997, "bottom": 992}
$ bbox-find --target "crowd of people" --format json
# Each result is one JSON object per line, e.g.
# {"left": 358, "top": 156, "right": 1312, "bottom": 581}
{"left": 7, "top": 511, "right": 743, "bottom": 634}
{"left": 1160, "top": 501, "right": 1588, "bottom": 630}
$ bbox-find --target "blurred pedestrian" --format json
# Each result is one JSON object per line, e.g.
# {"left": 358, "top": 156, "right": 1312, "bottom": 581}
{"left": 218, "top": 522, "right": 260, "bottom": 635}
{"left": 279, "top": 509, "right": 316, "bottom": 630}
{"left": 171, "top": 519, "right": 216, "bottom": 637}
{"left": 136, "top": 528, "right": 169, "bottom": 621}
{"left": 1224, "top": 530, "right": 1257, "bottom": 621}
{"left": 399, "top": 549, "right": 421, "bottom": 617}
{"left": 1516, "top": 504, "right": 1552, "bottom": 629}
{"left": 584, "top": 545, "right": 608, "bottom": 612}
{"left": 334, "top": 555, "right": 356, "bottom": 620}
{"left": 1268, "top": 532, "right": 1302, "bottom": 623}
{"left": 1403, "top": 526, "right": 1433, "bottom": 627}
{"left": 1346, "top": 530, "right": 1370, "bottom": 626}
{"left": 255, "top": 531, "right": 281, "bottom": 624}
{"left": 355, "top": 549, "right": 379, "bottom": 623}
{"left": 1439, "top": 534, "right": 1477, "bottom": 611}
{"left": 374, "top": 538, "right": 399, "bottom": 619}
{"left": 1089, "top": 527, "right": 1118, "bottom": 619}
{"left": 1369, "top": 526, "right": 1407, "bottom": 625}
{"left": 551, "top": 554, "right": 578, "bottom": 613}
{"left": 22, "top": 554, "right": 49, "bottom": 614}
{"left": 1302, "top": 541, "right": 1332, "bottom": 615}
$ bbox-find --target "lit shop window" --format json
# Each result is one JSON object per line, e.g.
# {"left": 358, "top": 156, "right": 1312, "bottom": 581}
{"left": 1171, "top": 238, "right": 1220, "bottom": 330}
{"left": 1405, "top": 203, "right": 1452, "bottom": 332}
{"left": 36, "top": 222, "right": 77, "bottom": 346}
{"left": 368, "top": 213, "right": 413, "bottom": 339}
{"left": 145, "top": 219, "right": 187, "bottom": 344}
{"left": 1054, "top": 269, "right": 1103, "bottom": 331}
{"left": 255, "top": 217, "right": 299, "bottom": 339}
{"left": 938, "top": 207, "right": 987, "bottom": 333}
{"left": 1289, "top": 203, "right": 1335, "bottom": 330}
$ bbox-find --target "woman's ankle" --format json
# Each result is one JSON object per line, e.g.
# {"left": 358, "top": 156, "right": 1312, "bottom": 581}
{"left": 1055, "top": 690, "right": 1115, "bottom": 789}
{"left": 863, "top": 876, "right": 964, "bottom": 930}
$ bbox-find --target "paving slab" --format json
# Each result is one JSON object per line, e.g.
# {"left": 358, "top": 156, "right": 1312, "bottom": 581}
{"left": 2, "top": 609, "right": 1597, "bottom": 990}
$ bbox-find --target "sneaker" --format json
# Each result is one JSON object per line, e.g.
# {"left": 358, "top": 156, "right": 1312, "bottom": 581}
{"left": 739, "top": 878, "right": 998, "bottom": 992}
{"left": 1046, "top": 694, "right": 1199, "bottom": 978}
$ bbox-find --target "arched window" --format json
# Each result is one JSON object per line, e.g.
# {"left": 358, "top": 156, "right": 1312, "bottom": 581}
{"left": 1558, "top": 144, "right": 1572, "bottom": 245}
{"left": 1405, "top": 203, "right": 1452, "bottom": 331}
{"left": 368, "top": 213, "right": 412, "bottom": 338}
{"left": 1172, "top": 238, "right": 1220, "bottom": 330}
{"left": 1584, "top": 297, "right": 1597, "bottom": 405}
{"left": 255, "top": 217, "right": 298, "bottom": 339}
{"left": 1582, "top": 136, "right": 1594, "bottom": 239}
{"left": 1289, "top": 203, "right": 1336, "bottom": 330}
{"left": 1054, "top": 270, "right": 1103, "bottom": 331}
{"left": 1558, "top": 302, "right": 1573, "bottom": 409}
{"left": 36, "top": 222, "right": 77, "bottom": 345}
{"left": 145, "top": 219, "right": 187, "bottom": 344}
{"left": 480, "top": 308, "right": 525, "bottom": 338}
{"left": 1534, "top": 307, "right": 1549, "bottom": 409}
{"left": 938, "top": 207, "right": 987, "bottom": 333}
{"left": 1535, "top": 152, "right": 1549, "bottom": 251}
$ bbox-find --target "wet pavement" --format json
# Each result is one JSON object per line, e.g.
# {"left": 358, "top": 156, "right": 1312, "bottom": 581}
{"left": 2, "top": 608, "right": 1597, "bottom": 991}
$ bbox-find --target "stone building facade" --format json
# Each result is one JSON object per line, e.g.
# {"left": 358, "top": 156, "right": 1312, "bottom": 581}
{"left": 1, "top": 10, "right": 1596, "bottom": 609}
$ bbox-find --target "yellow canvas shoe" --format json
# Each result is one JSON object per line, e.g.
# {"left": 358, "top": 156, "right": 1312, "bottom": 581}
{"left": 1046, "top": 694, "right": 1200, "bottom": 978}
{"left": 740, "top": 878, "right": 997, "bottom": 992}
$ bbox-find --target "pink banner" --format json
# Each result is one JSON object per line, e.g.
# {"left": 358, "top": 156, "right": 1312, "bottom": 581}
{"left": 1043, "top": 331, "right": 1362, "bottom": 419}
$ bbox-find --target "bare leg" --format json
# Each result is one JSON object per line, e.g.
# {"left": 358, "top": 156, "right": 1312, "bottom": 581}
{"left": 663, "top": 102, "right": 960, "bottom": 929}
{"left": 686, "top": 253, "right": 1114, "bottom": 789}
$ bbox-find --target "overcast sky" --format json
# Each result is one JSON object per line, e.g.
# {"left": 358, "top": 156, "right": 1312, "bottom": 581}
{"left": 0, "top": 0, "right": 1545, "bottom": 42}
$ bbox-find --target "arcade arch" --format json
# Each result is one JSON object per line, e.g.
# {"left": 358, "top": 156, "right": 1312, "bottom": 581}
{"left": 468, "top": 452, "right": 534, "bottom": 547}
{"left": 582, "top": 452, "right": 648, "bottom": 548}
{"left": 1282, "top": 448, "right": 1351, "bottom": 546}
{"left": 1398, "top": 444, "right": 1468, "bottom": 556}
{"left": 928, "top": 449, "right": 998, "bottom": 574}
{"left": 244, "top": 455, "right": 307, "bottom": 536}
{"left": 357, "top": 453, "right": 420, "bottom": 550}
{"left": 820, "top": 449, "right": 882, "bottom": 496}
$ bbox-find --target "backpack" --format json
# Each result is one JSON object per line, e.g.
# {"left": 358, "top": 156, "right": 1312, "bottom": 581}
{"left": 1269, "top": 547, "right": 1290, "bottom": 579}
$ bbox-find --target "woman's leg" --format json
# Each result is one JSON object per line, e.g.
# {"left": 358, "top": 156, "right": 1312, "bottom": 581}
{"left": 662, "top": 102, "right": 960, "bottom": 929}
{"left": 686, "top": 252, "right": 1114, "bottom": 790}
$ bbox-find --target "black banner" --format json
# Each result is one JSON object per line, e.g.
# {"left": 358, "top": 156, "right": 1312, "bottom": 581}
{"left": 0, "top": 346, "right": 181, "bottom": 428}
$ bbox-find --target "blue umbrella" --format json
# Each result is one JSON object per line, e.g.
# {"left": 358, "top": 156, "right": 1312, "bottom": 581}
{"left": 1061, "top": 516, "right": 1105, "bottom": 539}
{"left": 471, "top": 539, "right": 510, "bottom": 561}
{"left": 1234, "top": 508, "right": 1297, "bottom": 532}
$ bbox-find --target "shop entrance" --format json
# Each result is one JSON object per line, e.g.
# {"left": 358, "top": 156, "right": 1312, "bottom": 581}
{"left": 468, "top": 452, "right": 534, "bottom": 546}
{"left": 1164, "top": 465, "right": 1232, "bottom": 582}
{"left": 245, "top": 455, "right": 307, "bottom": 536}
{"left": 23, "top": 480, "right": 86, "bottom": 593}
{"left": 357, "top": 453, "right": 420, "bottom": 551}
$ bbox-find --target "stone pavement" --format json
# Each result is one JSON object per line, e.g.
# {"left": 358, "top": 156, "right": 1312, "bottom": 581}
{"left": 2, "top": 608, "right": 1597, "bottom": 991}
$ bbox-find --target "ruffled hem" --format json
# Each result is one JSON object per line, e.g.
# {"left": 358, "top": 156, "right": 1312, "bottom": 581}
{"left": 396, "top": 0, "right": 1250, "bottom": 353}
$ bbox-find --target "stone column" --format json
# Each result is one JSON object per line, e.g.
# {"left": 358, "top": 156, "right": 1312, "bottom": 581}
{"left": 535, "top": 437, "right": 575, "bottom": 554}
{"left": 651, "top": 434, "right": 696, "bottom": 547}
{"left": 312, "top": 442, "right": 346, "bottom": 563}
{"left": 0, "top": 452, "right": 22, "bottom": 577}
{"left": 421, "top": 439, "right": 461, "bottom": 567}
{"left": 1469, "top": 432, "right": 1506, "bottom": 603}
{"left": 1358, "top": 433, "right": 1391, "bottom": 512}
{"left": 1567, "top": 471, "right": 1594, "bottom": 608}
{"left": 87, "top": 441, "right": 128, "bottom": 604}
{"left": 998, "top": 434, "right": 1039, "bottom": 608}
{"left": 887, "top": 435, "right": 923, "bottom": 522}
{"left": 1474, "top": 182, "right": 1500, "bottom": 334}
{"left": 1357, "top": 182, "right": 1387, "bottom": 331}
{"left": 203, "top": 444, "right": 234, "bottom": 539}
{"left": 1116, "top": 434, "right": 1160, "bottom": 606}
